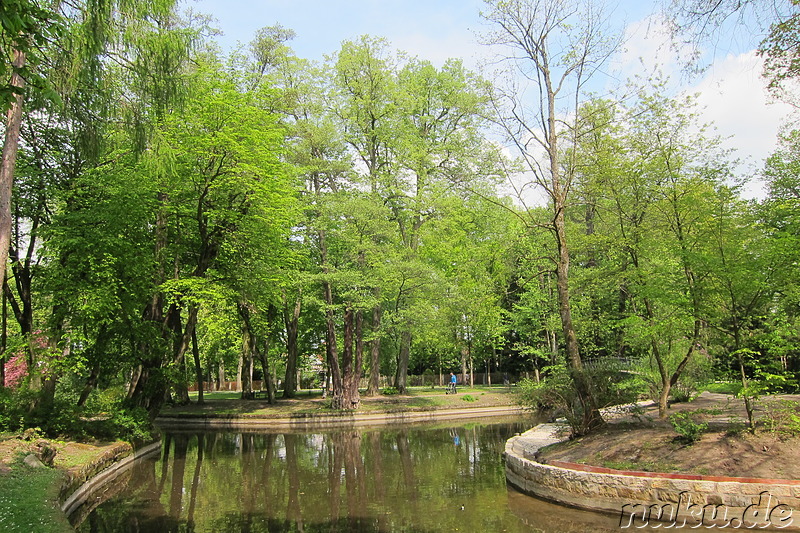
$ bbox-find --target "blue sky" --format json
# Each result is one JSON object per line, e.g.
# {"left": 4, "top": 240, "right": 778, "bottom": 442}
{"left": 190, "top": 0, "right": 659, "bottom": 65}
{"left": 186, "top": 0, "right": 794, "bottom": 198}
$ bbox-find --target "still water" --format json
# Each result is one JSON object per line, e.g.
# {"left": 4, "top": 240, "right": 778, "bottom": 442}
{"left": 72, "top": 417, "right": 624, "bottom": 532}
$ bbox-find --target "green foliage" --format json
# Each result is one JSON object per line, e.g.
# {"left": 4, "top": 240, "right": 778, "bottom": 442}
{"left": 1, "top": 0, "right": 798, "bottom": 431}
{"left": 671, "top": 355, "right": 714, "bottom": 403}
{"left": 762, "top": 399, "right": 800, "bottom": 438}
{"left": 381, "top": 387, "right": 399, "bottom": 396}
{"left": 0, "top": 388, "right": 12, "bottom": 430}
{"left": 583, "top": 359, "right": 648, "bottom": 408}
{"left": 516, "top": 361, "right": 644, "bottom": 435}
{"left": 103, "top": 407, "right": 154, "bottom": 443}
{"left": 0, "top": 383, "right": 153, "bottom": 443}
{"left": 461, "top": 394, "right": 477, "bottom": 402}
{"left": 0, "top": 0, "right": 62, "bottom": 111}
{"left": 703, "top": 381, "right": 742, "bottom": 395}
{"left": 669, "top": 410, "right": 708, "bottom": 444}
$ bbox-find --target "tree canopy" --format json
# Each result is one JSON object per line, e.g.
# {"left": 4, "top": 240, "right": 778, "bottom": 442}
{"left": 1, "top": 0, "right": 799, "bottom": 437}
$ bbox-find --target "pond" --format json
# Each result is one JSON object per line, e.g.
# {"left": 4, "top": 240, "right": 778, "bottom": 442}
{"left": 71, "top": 417, "right": 624, "bottom": 532}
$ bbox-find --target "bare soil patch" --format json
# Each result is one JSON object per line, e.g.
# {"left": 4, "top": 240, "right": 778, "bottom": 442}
{"left": 539, "top": 392, "right": 800, "bottom": 480}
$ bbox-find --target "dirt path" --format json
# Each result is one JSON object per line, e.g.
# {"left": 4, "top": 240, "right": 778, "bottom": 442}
{"left": 539, "top": 392, "right": 800, "bottom": 480}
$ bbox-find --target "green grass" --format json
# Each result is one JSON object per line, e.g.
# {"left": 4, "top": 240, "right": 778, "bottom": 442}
{"left": 601, "top": 459, "right": 677, "bottom": 472}
{"left": 0, "top": 457, "right": 72, "bottom": 533}
{"left": 188, "top": 385, "right": 507, "bottom": 401}
{"left": 165, "top": 385, "right": 516, "bottom": 418}
{"left": 703, "top": 382, "right": 741, "bottom": 395}
{"left": 188, "top": 388, "right": 323, "bottom": 401}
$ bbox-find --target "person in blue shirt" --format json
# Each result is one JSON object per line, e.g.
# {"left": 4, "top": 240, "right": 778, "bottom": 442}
{"left": 448, "top": 372, "right": 457, "bottom": 394}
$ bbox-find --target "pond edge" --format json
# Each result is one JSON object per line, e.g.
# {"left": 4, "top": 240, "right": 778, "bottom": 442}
{"left": 60, "top": 441, "right": 162, "bottom": 518}
{"left": 60, "top": 404, "right": 527, "bottom": 524}
{"left": 155, "top": 404, "right": 528, "bottom": 430}
{"left": 505, "top": 420, "right": 800, "bottom": 529}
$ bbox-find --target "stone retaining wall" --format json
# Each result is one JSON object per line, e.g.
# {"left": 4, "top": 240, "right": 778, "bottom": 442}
{"left": 156, "top": 405, "right": 527, "bottom": 431}
{"left": 505, "top": 425, "right": 800, "bottom": 530}
{"left": 60, "top": 442, "right": 161, "bottom": 521}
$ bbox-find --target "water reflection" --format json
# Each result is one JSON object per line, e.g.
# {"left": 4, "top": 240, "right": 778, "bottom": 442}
{"left": 77, "top": 418, "right": 616, "bottom": 533}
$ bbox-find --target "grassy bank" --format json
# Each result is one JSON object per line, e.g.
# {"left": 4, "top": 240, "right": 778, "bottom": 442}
{"left": 0, "top": 455, "right": 72, "bottom": 533}
{"left": 160, "top": 385, "right": 520, "bottom": 418}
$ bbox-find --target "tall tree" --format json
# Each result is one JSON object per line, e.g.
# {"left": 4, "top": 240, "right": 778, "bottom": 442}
{"left": 332, "top": 36, "right": 395, "bottom": 396}
{"left": 481, "top": 0, "right": 620, "bottom": 432}
{"left": 0, "top": 0, "right": 59, "bottom": 300}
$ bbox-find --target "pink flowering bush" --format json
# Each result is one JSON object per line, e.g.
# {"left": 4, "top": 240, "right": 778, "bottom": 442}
{"left": 3, "top": 352, "right": 27, "bottom": 389}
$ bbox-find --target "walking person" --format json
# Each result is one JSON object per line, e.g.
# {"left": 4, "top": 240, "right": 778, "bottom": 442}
{"left": 448, "top": 372, "right": 457, "bottom": 394}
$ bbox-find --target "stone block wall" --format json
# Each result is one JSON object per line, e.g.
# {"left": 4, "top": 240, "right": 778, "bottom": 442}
{"left": 505, "top": 430, "right": 800, "bottom": 529}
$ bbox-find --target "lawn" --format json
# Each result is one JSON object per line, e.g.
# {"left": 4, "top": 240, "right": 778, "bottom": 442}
{"left": 0, "top": 455, "right": 72, "bottom": 533}
{"left": 161, "top": 385, "right": 521, "bottom": 418}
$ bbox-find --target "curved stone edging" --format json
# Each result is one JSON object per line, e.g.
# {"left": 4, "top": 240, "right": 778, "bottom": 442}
{"left": 60, "top": 441, "right": 162, "bottom": 518}
{"left": 505, "top": 423, "right": 800, "bottom": 530}
{"left": 156, "top": 405, "right": 527, "bottom": 431}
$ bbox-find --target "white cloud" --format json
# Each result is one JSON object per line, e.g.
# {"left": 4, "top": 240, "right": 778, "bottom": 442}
{"left": 610, "top": 14, "right": 698, "bottom": 91}
{"left": 390, "top": 31, "right": 486, "bottom": 69}
{"left": 690, "top": 51, "right": 793, "bottom": 183}
{"left": 614, "top": 15, "right": 794, "bottom": 199}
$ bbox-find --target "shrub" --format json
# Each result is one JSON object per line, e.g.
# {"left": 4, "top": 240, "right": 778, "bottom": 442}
{"left": 461, "top": 395, "right": 476, "bottom": 402}
{"left": 0, "top": 388, "right": 12, "bottom": 430}
{"left": 108, "top": 406, "right": 154, "bottom": 443}
{"left": 670, "top": 353, "right": 713, "bottom": 403}
{"left": 4, "top": 352, "right": 28, "bottom": 389}
{"left": 516, "top": 361, "right": 646, "bottom": 436}
{"left": 669, "top": 410, "right": 708, "bottom": 444}
{"left": 381, "top": 387, "right": 399, "bottom": 396}
{"left": 762, "top": 399, "right": 800, "bottom": 438}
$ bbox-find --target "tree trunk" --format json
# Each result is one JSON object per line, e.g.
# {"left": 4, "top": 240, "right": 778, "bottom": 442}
{"left": 460, "top": 344, "right": 468, "bottom": 386}
{"left": 236, "top": 352, "right": 243, "bottom": 392}
{"left": 171, "top": 304, "right": 196, "bottom": 405}
{"left": 259, "top": 304, "right": 277, "bottom": 403}
{"left": 258, "top": 336, "right": 275, "bottom": 404}
{"left": 191, "top": 329, "right": 204, "bottom": 405}
{"left": 0, "top": 47, "right": 26, "bottom": 296}
{"left": 340, "top": 305, "right": 360, "bottom": 409}
{"left": 353, "top": 309, "right": 364, "bottom": 401}
{"left": 241, "top": 318, "right": 254, "bottom": 399}
{"left": 468, "top": 338, "right": 474, "bottom": 387}
{"left": 129, "top": 193, "right": 169, "bottom": 413}
{"left": 323, "top": 279, "right": 344, "bottom": 409}
{"left": 365, "top": 300, "right": 382, "bottom": 396}
{"left": 737, "top": 349, "right": 755, "bottom": 431}
{"left": 395, "top": 330, "right": 411, "bottom": 394}
{"left": 282, "top": 290, "right": 302, "bottom": 398}
{"left": 554, "top": 207, "right": 603, "bottom": 432}
{"left": 77, "top": 362, "right": 102, "bottom": 407}
{"left": 0, "top": 286, "right": 5, "bottom": 388}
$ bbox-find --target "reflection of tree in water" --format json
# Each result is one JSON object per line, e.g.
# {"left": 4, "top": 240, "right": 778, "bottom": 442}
{"left": 168, "top": 434, "right": 189, "bottom": 520}
{"left": 205, "top": 515, "right": 436, "bottom": 533}
{"left": 284, "top": 433, "right": 303, "bottom": 530}
{"left": 78, "top": 435, "right": 181, "bottom": 532}
{"left": 395, "top": 430, "right": 417, "bottom": 502}
{"left": 77, "top": 421, "right": 536, "bottom": 533}
{"left": 186, "top": 434, "right": 204, "bottom": 530}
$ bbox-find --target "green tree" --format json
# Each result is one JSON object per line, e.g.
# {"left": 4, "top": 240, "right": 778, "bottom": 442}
{"left": 481, "top": 0, "right": 621, "bottom": 433}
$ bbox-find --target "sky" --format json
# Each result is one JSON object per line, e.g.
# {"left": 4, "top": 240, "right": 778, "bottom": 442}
{"left": 186, "top": 0, "right": 795, "bottom": 199}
